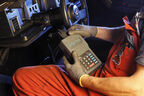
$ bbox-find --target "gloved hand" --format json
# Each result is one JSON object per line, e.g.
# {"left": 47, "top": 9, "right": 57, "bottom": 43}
{"left": 63, "top": 51, "right": 88, "bottom": 85}
{"left": 68, "top": 24, "right": 97, "bottom": 38}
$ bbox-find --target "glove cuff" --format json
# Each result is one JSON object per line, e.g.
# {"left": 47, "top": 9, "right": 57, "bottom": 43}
{"left": 79, "top": 74, "right": 89, "bottom": 87}
{"left": 90, "top": 27, "right": 98, "bottom": 37}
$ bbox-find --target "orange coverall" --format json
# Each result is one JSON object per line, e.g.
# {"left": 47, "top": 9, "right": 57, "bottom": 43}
{"left": 12, "top": 17, "right": 140, "bottom": 96}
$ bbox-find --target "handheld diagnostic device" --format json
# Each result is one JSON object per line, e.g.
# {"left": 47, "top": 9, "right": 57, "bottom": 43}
{"left": 59, "top": 34, "right": 102, "bottom": 75}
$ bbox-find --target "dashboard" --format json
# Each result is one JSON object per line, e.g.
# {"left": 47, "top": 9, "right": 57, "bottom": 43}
{"left": 0, "top": 0, "right": 61, "bottom": 48}
{"left": 0, "top": 0, "right": 89, "bottom": 48}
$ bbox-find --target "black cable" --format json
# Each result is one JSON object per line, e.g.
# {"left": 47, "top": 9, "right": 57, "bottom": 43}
{"left": 0, "top": 48, "right": 9, "bottom": 66}
{"left": 47, "top": 43, "right": 56, "bottom": 64}
{"left": 39, "top": 43, "right": 56, "bottom": 65}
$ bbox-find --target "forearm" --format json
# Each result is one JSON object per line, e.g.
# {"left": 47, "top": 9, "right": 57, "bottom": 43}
{"left": 81, "top": 75, "right": 140, "bottom": 96}
{"left": 68, "top": 25, "right": 125, "bottom": 43}
{"left": 94, "top": 26, "right": 125, "bottom": 43}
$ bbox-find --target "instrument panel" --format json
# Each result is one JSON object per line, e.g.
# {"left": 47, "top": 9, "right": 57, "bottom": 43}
{"left": 0, "top": 0, "right": 59, "bottom": 47}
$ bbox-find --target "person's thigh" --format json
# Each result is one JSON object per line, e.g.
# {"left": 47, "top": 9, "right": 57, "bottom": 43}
{"left": 13, "top": 65, "right": 103, "bottom": 96}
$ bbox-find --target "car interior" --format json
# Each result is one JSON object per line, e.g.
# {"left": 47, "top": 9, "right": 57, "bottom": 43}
{"left": 0, "top": 0, "right": 143, "bottom": 95}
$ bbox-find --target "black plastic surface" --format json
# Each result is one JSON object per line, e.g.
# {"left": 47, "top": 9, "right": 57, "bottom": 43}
{"left": 0, "top": 25, "right": 52, "bottom": 48}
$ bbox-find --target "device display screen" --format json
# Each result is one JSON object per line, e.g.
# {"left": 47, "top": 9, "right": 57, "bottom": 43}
{"left": 69, "top": 38, "right": 82, "bottom": 49}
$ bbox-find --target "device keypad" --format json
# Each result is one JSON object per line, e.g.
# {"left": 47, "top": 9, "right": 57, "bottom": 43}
{"left": 79, "top": 51, "right": 99, "bottom": 70}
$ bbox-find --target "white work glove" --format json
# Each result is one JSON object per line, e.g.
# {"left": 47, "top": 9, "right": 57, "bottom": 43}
{"left": 63, "top": 51, "right": 89, "bottom": 87}
{"left": 68, "top": 24, "right": 97, "bottom": 38}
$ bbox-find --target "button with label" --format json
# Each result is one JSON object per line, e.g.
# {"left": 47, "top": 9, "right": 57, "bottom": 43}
{"left": 87, "top": 67, "right": 89, "bottom": 70}
{"left": 83, "top": 62, "right": 85, "bottom": 65}
{"left": 90, "top": 55, "right": 93, "bottom": 58}
{"left": 93, "top": 59, "right": 96, "bottom": 62}
{"left": 89, "top": 63, "right": 95, "bottom": 68}
{"left": 88, "top": 53, "right": 92, "bottom": 56}
{"left": 84, "top": 64, "right": 87, "bottom": 67}
{"left": 95, "top": 61, "right": 98, "bottom": 64}
{"left": 91, "top": 57, "right": 95, "bottom": 60}
{"left": 83, "top": 58, "right": 86, "bottom": 60}
{"left": 85, "top": 60, "right": 88, "bottom": 62}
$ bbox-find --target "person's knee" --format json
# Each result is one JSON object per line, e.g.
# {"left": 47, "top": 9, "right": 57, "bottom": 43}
{"left": 12, "top": 65, "right": 65, "bottom": 85}
{"left": 13, "top": 67, "right": 33, "bottom": 84}
{"left": 13, "top": 65, "right": 57, "bottom": 82}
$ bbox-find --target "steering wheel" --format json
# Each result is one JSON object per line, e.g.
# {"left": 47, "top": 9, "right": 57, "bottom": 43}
{"left": 60, "top": 0, "right": 89, "bottom": 28}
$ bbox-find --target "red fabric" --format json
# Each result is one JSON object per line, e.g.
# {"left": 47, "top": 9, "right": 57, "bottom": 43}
{"left": 13, "top": 65, "right": 103, "bottom": 96}
{"left": 12, "top": 17, "right": 140, "bottom": 96}
{"left": 99, "top": 16, "right": 140, "bottom": 78}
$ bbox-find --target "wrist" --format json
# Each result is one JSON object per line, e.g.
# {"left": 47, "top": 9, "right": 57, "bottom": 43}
{"left": 90, "top": 27, "right": 98, "bottom": 37}
{"left": 79, "top": 74, "right": 89, "bottom": 87}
